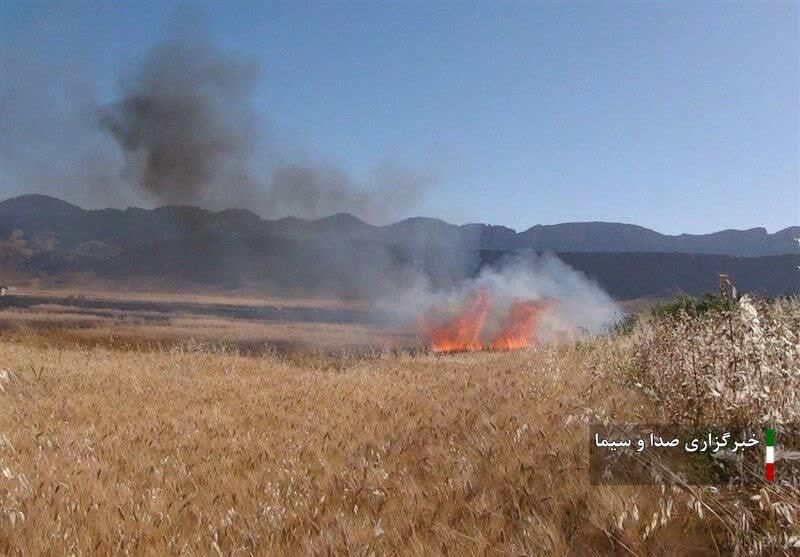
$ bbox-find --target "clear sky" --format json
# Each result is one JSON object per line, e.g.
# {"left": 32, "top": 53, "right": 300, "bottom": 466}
{"left": 1, "top": 1, "right": 798, "bottom": 234}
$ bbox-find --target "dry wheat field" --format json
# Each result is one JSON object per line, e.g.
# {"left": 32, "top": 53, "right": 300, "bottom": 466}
{"left": 1, "top": 294, "right": 798, "bottom": 554}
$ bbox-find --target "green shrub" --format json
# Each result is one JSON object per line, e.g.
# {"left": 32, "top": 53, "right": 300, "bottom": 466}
{"left": 649, "top": 293, "right": 734, "bottom": 319}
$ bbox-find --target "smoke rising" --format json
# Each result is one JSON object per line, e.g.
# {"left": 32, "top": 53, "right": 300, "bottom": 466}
{"left": 266, "top": 160, "right": 435, "bottom": 222}
{"left": 3, "top": 10, "right": 622, "bottom": 344}
{"left": 386, "top": 251, "right": 621, "bottom": 344}
{"left": 472, "top": 253, "right": 621, "bottom": 342}
{"left": 95, "top": 25, "right": 432, "bottom": 222}
{"left": 97, "top": 36, "right": 261, "bottom": 206}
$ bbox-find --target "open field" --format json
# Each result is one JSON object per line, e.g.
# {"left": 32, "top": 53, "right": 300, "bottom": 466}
{"left": 0, "top": 291, "right": 408, "bottom": 354}
{"left": 1, "top": 293, "right": 798, "bottom": 554}
{"left": 6, "top": 287, "right": 371, "bottom": 311}
{"left": 0, "top": 290, "right": 661, "bottom": 355}
{"left": 0, "top": 332, "right": 686, "bottom": 554}
{"left": 0, "top": 307, "right": 407, "bottom": 355}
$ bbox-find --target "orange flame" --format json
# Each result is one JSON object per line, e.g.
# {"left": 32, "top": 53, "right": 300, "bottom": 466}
{"left": 421, "top": 291, "right": 551, "bottom": 353}
{"left": 423, "top": 289, "right": 489, "bottom": 353}
{"left": 488, "top": 299, "right": 549, "bottom": 350}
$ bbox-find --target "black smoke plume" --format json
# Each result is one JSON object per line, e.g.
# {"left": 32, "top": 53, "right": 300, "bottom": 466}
{"left": 97, "top": 25, "right": 432, "bottom": 223}
{"left": 98, "top": 34, "right": 260, "bottom": 206}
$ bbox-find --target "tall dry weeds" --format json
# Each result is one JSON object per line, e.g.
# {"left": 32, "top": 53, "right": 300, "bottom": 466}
{"left": 633, "top": 295, "right": 799, "bottom": 425}
{"left": 631, "top": 294, "right": 800, "bottom": 553}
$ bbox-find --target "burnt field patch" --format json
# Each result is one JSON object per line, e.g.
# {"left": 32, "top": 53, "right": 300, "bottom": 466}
{"left": 0, "top": 294, "right": 389, "bottom": 326}
{"left": 0, "top": 293, "right": 412, "bottom": 355}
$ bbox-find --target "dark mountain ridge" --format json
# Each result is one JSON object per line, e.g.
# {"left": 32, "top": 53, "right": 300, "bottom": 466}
{"left": 2, "top": 194, "right": 797, "bottom": 256}
{"left": 1, "top": 194, "right": 797, "bottom": 299}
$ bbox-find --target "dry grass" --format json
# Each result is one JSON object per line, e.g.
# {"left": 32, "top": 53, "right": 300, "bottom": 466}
{"left": 1, "top": 331, "right": 717, "bottom": 555}
{"left": 0, "top": 307, "right": 407, "bottom": 354}
{"left": 631, "top": 294, "right": 800, "bottom": 554}
{"left": 1, "top": 293, "right": 796, "bottom": 554}
{"left": 633, "top": 295, "right": 799, "bottom": 425}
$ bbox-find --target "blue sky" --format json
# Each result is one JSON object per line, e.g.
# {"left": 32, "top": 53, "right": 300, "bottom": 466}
{"left": 1, "top": 1, "right": 798, "bottom": 234}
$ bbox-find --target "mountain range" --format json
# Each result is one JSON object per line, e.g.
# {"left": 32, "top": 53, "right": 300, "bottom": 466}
{"left": 1, "top": 194, "right": 798, "bottom": 299}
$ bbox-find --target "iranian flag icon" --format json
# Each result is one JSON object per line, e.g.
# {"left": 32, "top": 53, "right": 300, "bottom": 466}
{"left": 765, "top": 428, "right": 775, "bottom": 481}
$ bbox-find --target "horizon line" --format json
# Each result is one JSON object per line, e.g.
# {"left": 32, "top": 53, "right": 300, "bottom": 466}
{"left": 1, "top": 192, "right": 797, "bottom": 237}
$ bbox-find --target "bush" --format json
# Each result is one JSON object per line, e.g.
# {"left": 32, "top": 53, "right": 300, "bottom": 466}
{"left": 649, "top": 293, "right": 734, "bottom": 320}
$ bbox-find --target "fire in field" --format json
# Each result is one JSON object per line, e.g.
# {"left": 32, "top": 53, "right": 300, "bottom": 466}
{"left": 420, "top": 289, "right": 552, "bottom": 352}
{"left": 1, "top": 3, "right": 798, "bottom": 555}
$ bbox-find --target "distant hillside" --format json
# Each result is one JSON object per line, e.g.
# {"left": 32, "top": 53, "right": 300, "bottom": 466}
{"left": 2, "top": 194, "right": 797, "bottom": 256}
{"left": 1, "top": 194, "right": 797, "bottom": 299}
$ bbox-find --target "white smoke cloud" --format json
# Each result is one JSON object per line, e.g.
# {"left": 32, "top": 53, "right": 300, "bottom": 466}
{"left": 383, "top": 251, "right": 621, "bottom": 345}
